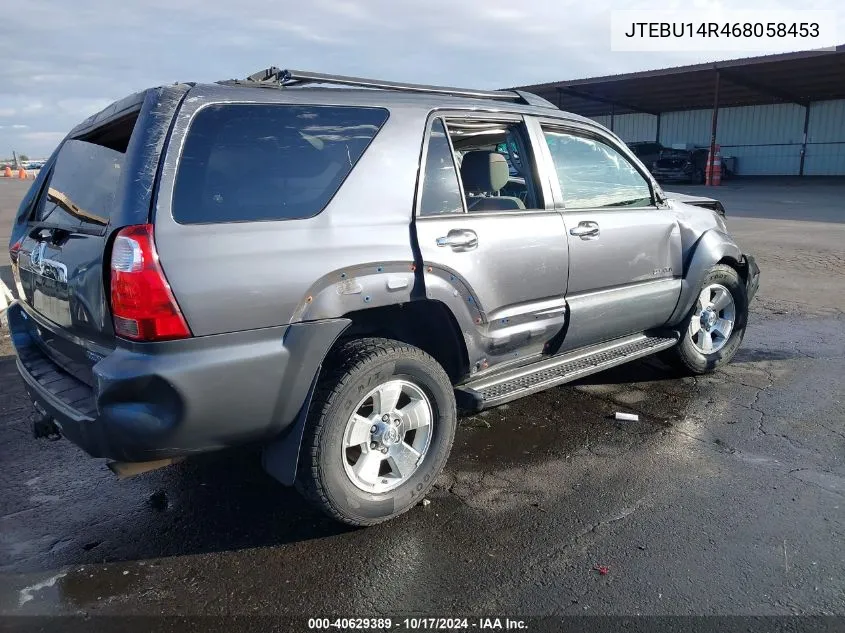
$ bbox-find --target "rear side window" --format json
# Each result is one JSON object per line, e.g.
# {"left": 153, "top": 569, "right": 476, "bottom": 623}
{"left": 172, "top": 104, "right": 389, "bottom": 224}
{"left": 418, "top": 118, "right": 464, "bottom": 216}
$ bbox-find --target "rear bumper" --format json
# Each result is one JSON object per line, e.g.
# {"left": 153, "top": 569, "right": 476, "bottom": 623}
{"left": 9, "top": 303, "right": 348, "bottom": 462}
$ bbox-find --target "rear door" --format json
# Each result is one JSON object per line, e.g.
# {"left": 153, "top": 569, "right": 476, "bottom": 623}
{"left": 9, "top": 87, "right": 186, "bottom": 383}
{"left": 13, "top": 140, "right": 127, "bottom": 382}
{"left": 414, "top": 113, "right": 569, "bottom": 373}
{"left": 533, "top": 119, "right": 682, "bottom": 351}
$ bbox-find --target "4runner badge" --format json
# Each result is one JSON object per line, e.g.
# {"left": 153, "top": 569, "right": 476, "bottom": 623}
{"left": 653, "top": 267, "right": 673, "bottom": 275}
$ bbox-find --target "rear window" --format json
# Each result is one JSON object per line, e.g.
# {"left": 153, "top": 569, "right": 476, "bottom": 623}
{"left": 35, "top": 139, "right": 124, "bottom": 230}
{"left": 172, "top": 104, "right": 390, "bottom": 224}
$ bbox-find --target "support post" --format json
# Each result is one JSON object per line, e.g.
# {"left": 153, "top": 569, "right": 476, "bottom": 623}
{"left": 655, "top": 112, "right": 661, "bottom": 144}
{"left": 610, "top": 104, "right": 615, "bottom": 132}
{"left": 707, "top": 70, "right": 720, "bottom": 186}
{"left": 799, "top": 103, "right": 811, "bottom": 176}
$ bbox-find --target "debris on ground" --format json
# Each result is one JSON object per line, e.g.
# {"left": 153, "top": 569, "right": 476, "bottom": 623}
{"left": 421, "top": 499, "right": 431, "bottom": 507}
{"left": 593, "top": 565, "right": 610, "bottom": 575}
{"left": 148, "top": 490, "right": 168, "bottom": 511}
{"left": 614, "top": 412, "right": 639, "bottom": 422}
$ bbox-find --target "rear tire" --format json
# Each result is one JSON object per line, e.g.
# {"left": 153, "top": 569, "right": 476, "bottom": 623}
{"left": 296, "top": 337, "right": 456, "bottom": 526}
{"left": 664, "top": 264, "right": 748, "bottom": 375}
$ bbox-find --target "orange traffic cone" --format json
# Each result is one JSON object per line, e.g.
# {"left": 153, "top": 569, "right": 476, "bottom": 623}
{"left": 3, "top": 166, "right": 12, "bottom": 178}
{"left": 18, "top": 168, "right": 27, "bottom": 179}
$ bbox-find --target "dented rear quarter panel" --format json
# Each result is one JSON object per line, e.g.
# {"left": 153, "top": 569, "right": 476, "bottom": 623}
{"left": 152, "top": 85, "right": 428, "bottom": 337}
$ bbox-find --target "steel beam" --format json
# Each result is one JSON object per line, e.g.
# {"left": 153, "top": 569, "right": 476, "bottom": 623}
{"left": 799, "top": 103, "right": 811, "bottom": 176}
{"left": 555, "top": 87, "right": 659, "bottom": 116}
{"left": 707, "top": 70, "right": 720, "bottom": 186}
{"left": 720, "top": 69, "right": 809, "bottom": 106}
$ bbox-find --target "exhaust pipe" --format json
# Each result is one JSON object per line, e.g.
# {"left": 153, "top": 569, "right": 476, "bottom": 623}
{"left": 107, "top": 457, "right": 184, "bottom": 479}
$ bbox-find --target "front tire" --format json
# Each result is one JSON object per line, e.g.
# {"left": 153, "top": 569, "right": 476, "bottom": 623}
{"left": 665, "top": 264, "right": 748, "bottom": 374}
{"left": 296, "top": 338, "right": 456, "bottom": 526}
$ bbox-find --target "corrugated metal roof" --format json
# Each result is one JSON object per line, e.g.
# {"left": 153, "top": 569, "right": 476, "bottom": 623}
{"left": 513, "top": 45, "right": 845, "bottom": 117}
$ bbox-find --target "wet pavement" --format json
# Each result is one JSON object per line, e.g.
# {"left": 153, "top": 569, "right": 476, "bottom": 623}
{"left": 0, "top": 178, "right": 844, "bottom": 620}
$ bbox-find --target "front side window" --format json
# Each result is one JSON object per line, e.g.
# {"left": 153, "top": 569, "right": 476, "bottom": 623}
{"left": 418, "top": 118, "right": 464, "bottom": 216}
{"left": 543, "top": 129, "right": 653, "bottom": 210}
{"left": 173, "top": 104, "right": 389, "bottom": 224}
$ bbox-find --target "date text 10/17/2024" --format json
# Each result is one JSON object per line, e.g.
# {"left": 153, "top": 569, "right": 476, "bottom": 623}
{"left": 307, "top": 618, "right": 528, "bottom": 630}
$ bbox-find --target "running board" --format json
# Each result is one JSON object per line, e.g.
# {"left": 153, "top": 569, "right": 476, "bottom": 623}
{"left": 456, "top": 332, "right": 679, "bottom": 410}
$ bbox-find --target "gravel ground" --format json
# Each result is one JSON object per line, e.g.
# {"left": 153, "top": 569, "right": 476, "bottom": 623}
{"left": 0, "top": 178, "right": 843, "bottom": 625}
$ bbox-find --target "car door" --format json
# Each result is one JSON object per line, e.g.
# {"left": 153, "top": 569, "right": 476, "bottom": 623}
{"left": 413, "top": 113, "right": 569, "bottom": 375}
{"left": 531, "top": 118, "right": 682, "bottom": 351}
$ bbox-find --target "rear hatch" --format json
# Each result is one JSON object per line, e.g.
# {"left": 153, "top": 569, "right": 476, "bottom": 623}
{"left": 9, "top": 86, "right": 190, "bottom": 385}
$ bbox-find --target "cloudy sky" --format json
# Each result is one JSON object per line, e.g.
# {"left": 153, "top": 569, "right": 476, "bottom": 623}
{"left": 1, "top": 0, "right": 841, "bottom": 157}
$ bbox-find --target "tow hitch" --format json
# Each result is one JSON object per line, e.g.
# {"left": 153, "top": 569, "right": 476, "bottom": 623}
{"left": 31, "top": 411, "right": 61, "bottom": 441}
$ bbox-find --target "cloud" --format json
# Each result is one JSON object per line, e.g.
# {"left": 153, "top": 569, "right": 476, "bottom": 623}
{"left": 1, "top": 0, "right": 842, "bottom": 156}
{"left": 56, "top": 98, "right": 116, "bottom": 118}
{"left": 21, "top": 131, "right": 65, "bottom": 144}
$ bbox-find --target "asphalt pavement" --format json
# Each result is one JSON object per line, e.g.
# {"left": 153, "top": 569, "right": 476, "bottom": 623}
{"left": 0, "top": 178, "right": 843, "bottom": 624}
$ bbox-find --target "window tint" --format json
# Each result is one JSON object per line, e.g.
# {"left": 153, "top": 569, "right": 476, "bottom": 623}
{"left": 544, "top": 130, "right": 652, "bottom": 209}
{"left": 418, "top": 118, "right": 464, "bottom": 216}
{"left": 173, "top": 104, "right": 389, "bottom": 224}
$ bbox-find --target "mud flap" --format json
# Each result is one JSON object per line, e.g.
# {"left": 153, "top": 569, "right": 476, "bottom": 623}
{"left": 261, "top": 369, "right": 320, "bottom": 487}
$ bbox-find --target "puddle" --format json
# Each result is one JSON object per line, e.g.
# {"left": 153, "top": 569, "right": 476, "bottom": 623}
{"left": 8, "top": 562, "right": 152, "bottom": 615}
{"left": 452, "top": 376, "right": 684, "bottom": 471}
{"left": 17, "top": 572, "right": 66, "bottom": 607}
{"left": 59, "top": 563, "right": 150, "bottom": 611}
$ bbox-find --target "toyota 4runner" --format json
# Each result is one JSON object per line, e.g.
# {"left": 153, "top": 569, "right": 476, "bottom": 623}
{"left": 8, "top": 69, "right": 760, "bottom": 525}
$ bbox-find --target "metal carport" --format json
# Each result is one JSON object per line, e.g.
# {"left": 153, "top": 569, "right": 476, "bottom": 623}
{"left": 514, "top": 45, "right": 845, "bottom": 176}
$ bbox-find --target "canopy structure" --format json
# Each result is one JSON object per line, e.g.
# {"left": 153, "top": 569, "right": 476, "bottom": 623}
{"left": 514, "top": 45, "right": 845, "bottom": 177}
{"left": 514, "top": 45, "right": 845, "bottom": 118}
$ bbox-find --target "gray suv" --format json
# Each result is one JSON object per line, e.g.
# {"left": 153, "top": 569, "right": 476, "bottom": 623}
{"left": 8, "top": 69, "right": 759, "bottom": 526}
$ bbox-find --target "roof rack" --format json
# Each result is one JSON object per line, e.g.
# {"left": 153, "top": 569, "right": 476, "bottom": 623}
{"left": 218, "top": 68, "right": 558, "bottom": 109}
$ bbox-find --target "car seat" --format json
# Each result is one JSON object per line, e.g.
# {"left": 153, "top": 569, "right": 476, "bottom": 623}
{"left": 460, "top": 151, "right": 526, "bottom": 212}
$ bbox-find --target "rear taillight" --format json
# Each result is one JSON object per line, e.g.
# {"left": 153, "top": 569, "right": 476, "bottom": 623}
{"left": 9, "top": 238, "right": 22, "bottom": 264}
{"left": 109, "top": 224, "right": 191, "bottom": 342}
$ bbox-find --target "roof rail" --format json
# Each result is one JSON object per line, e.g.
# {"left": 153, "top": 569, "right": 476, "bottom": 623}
{"left": 218, "top": 68, "right": 557, "bottom": 108}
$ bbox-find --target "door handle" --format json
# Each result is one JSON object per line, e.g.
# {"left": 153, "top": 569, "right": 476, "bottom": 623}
{"left": 569, "top": 221, "right": 600, "bottom": 239}
{"left": 436, "top": 229, "right": 478, "bottom": 249}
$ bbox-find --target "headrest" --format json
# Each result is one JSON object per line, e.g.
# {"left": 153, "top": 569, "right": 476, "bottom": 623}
{"left": 460, "top": 151, "right": 509, "bottom": 193}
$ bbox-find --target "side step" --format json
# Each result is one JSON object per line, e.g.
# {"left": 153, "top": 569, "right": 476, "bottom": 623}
{"left": 457, "top": 332, "right": 679, "bottom": 410}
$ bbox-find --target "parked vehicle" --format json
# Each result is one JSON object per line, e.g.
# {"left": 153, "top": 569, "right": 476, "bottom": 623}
{"left": 626, "top": 141, "right": 664, "bottom": 169}
{"left": 8, "top": 69, "right": 759, "bottom": 525}
{"left": 650, "top": 148, "right": 707, "bottom": 183}
{"left": 651, "top": 147, "right": 733, "bottom": 184}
